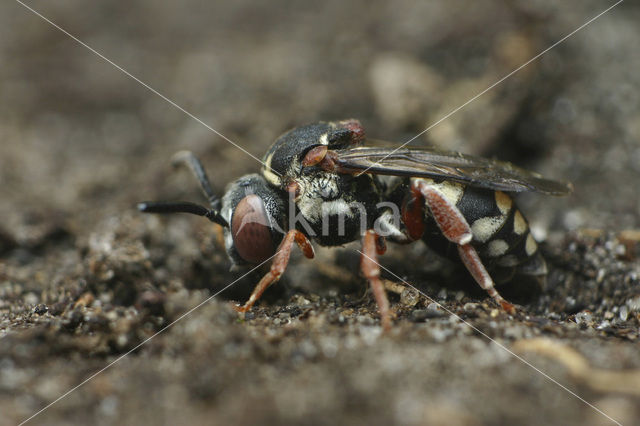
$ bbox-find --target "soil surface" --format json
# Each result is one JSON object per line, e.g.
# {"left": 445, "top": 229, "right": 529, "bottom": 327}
{"left": 1, "top": 1, "right": 640, "bottom": 425}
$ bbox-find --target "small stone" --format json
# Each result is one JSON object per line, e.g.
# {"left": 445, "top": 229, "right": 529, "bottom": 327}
{"left": 619, "top": 305, "right": 629, "bottom": 321}
{"left": 400, "top": 288, "right": 420, "bottom": 306}
{"left": 116, "top": 334, "right": 128, "bottom": 348}
{"left": 627, "top": 296, "right": 640, "bottom": 312}
{"left": 410, "top": 306, "right": 445, "bottom": 322}
{"left": 411, "top": 310, "right": 429, "bottom": 322}
{"left": 33, "top": 304, "right": 48, "bottom": 315}
{"left": 575, "top": 311, "right": 592, "bottom": 325}
{"left": 357, "top": 315, "right": 375, "bottom": 325}
{"left": 549, "top": 312, "right": 562, "bottom": 321}
{"left": 463, "top": 303, "right": 478, "bottom": 311}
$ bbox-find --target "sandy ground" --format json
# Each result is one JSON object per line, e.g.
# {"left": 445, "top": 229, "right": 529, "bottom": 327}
{"left": 1, "top": 1, "right": 640, "bottom": 425}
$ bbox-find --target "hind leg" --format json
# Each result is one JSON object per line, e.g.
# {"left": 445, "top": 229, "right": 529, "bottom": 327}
{"left": 412, "top": 180, "right": 515, "bottom": 313}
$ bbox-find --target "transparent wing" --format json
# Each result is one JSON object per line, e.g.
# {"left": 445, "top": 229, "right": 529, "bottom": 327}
{"left": 332, "top": 146, "right": 573, "bottom": 195}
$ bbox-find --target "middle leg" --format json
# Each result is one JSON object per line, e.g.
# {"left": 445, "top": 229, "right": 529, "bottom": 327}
{"left": 361, "top": 230, "right": 392, "bottom": 330}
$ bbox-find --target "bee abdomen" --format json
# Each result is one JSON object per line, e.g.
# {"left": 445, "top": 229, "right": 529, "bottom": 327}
{"left": 461, "top": 187, "right": 547, "bottom": 282}
{"left": 420, "top": 181, "right": 546, "bottom": 283}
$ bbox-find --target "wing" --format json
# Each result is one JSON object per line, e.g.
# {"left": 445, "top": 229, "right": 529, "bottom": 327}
{"left": 332, "top": 146, "right": 573, "bottom": 195}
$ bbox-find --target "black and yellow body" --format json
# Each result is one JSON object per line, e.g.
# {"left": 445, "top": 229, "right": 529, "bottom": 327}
{"left": 414, "top": 179, "right": 546, "bottom": 285}
{"left": 139, "top": 119, "right": 571, "bottom": 324}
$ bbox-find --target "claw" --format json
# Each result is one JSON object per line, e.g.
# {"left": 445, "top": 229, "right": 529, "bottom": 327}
{"left": 500, "top": 300, "right": 516, "bottom": 315}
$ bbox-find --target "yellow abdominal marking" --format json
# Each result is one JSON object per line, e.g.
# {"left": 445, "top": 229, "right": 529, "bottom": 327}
{"left": 471, "top": 216, "right": 507, "bottom": 243}
{"left": 487, "top": 239, "right": 509, "bottom": 257}
{"left": 513, "top": 210, "right": 527, "bottom": 235}
{"left": 525, "top": 234, "right": 538, "bottom": 256}
{"left": 495, "top": 191, "right": 512, "bottom": 215}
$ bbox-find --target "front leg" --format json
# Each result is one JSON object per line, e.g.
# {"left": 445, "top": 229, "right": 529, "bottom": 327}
{"left": 413, "top": 180, "right": 515, "bottom": 313}
{"left": 361, "top": 230, "right": 392, "bottom": 331}
{"left": 235, "top": 230, "right": 314, "bottom": 313}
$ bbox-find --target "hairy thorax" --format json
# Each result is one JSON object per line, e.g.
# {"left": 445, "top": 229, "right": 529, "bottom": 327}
{"left": 294, "top": 172, "right": 380, "bottom": 246}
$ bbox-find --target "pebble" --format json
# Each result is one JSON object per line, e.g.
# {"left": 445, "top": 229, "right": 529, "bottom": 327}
{"left": 33, "top": 304, "right": 48, "bottom": 315}
{"left": 627, "top": 296, "right": 640, "bottom": 312}
{"left": 400, "top": 288, "right": 419, "bottom": 306}
{"left": 437, "top": 288, "right": 447, "bottom": 300}
{"left": 619, "top": 305, "right": 629, "bottom": 321}
{"left": 410, "top": 305, "right": 446, "bottom": 322}
{"left": 357, "top": 315, "right": 374, "bottom": 325}
{"left": 463, "top": 303, "right": 477, "bottom": 311}
{"left": 575, "top": 311, "right": 592, "bottom": 325}
{"left": 548, "top": 313, "right": 562, "bottom": 321}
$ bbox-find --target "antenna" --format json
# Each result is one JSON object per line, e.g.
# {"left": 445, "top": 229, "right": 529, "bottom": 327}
{"left": 138, "top": 150, "right": 228, "bottom": 227}
{"left": 137, "top": 201, "right": 228, "bottom": 227}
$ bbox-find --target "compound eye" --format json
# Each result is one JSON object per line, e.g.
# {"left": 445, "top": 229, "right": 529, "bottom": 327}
{"left": 231, "top": 195, "right": 276, "bottom": 264}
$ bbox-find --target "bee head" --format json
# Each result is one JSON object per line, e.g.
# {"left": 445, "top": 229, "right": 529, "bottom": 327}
{"left": 260, "top": 119, "right": 365, "bottom": 189}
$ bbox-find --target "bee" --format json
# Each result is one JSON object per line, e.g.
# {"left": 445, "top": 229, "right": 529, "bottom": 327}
{"left": 139, "top": 119, "right": 572, "bottom": 329}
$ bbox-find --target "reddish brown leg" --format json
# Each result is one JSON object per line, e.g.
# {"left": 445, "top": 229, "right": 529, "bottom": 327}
{"left": 457, "top": 244, "right": 515, "bottom": 313}
{"left": 401, "top": 186, "right": 426, "bottom": 241}
{"left": 361, "top": 230, "right": 392, "bottom": 330}
{"left": 235, "top": 230, "right": 314, "bottom": 313}
{"left": 413, "top": 180, "right": 472, "bottom": 245}
{"left": 413, "top": 180, "right": 515, "bottom": 314}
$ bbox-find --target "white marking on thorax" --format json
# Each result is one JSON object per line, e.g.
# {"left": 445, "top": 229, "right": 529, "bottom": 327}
{"left": 298, "top": 197, "right": 353, "bottom": 223}
{"left": 321, "top": 199, "right": 352, "bottom": 216}
{"left": 298, "top": 195, "right": 322, "bottom": 222}
{"left": 262, "top": 152, "right": 281, "bottom": 186}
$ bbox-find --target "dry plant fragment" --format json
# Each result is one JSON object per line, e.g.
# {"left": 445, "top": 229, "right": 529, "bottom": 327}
{"left": 513, "top": 338, "right": 640, "bottom": 396}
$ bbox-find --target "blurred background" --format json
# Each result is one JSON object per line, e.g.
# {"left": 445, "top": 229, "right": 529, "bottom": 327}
{"left": 1, "top": 0, "right": 639, "bottom": 424}
{"left": 2, "top": 0, "right": 639, "bottom": 234}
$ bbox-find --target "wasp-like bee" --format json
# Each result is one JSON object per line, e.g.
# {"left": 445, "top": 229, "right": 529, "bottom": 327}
{"left": 139, "top": 120, "right": 572, "bottom": 329}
